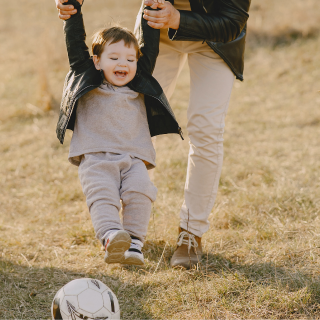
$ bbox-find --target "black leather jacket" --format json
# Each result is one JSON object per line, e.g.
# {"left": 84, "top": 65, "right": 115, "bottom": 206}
{"left": 167, "top": 0, "right": 251, "bottom": 80}
{"left": 56, "top": 0, "right": 183, "bottom": 144}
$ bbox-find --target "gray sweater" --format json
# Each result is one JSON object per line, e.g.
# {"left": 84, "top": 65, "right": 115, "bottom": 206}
{"left": 68, "top": 81, "right": 156, "bottom": 169}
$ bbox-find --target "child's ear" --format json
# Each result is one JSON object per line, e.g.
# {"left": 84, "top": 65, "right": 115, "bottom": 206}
{"left": 93, "top": 55, "right": 101, "bottom": 70}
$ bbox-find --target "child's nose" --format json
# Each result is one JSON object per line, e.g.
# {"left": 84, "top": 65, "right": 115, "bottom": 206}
{"left": 118, "top": 60, "right": 127, "bottom": 67}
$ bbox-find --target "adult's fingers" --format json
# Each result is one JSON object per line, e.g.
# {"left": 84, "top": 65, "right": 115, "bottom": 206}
{"left": 150, "top": 2, "right": 160, "bottom": 9}
{"left": 144, "top": 8, "right": 166, "bottom": 18}
{"left": 58, "top": 13, "right": 71, "bottom": 20}
{"left": 56, "top": 2, "right": 74, "bottom": 11}
{"left": 144, "top": 0, "right": 166, "bottom": 8}
{"left": 144, "top": 0, "right": 154, "bottom": 6}
{"left": 147, "top": 21, "right": 164, "bottom": 29}
{"left": 143, "top": 13, "right": 166, "bottom": 23}
{"left": 55, "top": 0, "right": 63, "bottom": 7}
{"left": 59, "top": 9, "right": 77, "bottom": 15}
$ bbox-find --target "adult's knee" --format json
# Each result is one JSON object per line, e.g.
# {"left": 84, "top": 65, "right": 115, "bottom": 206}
{"left": 188, "top": 118, "right": 225, "bottom": 150}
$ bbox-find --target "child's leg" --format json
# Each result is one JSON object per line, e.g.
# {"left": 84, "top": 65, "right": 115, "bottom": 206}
{"left": 79, "top": 153, "right": 133, "bottom": 263}
{"left": 120, "top": 157, "right": 157, "bottom": 243}
{"left": 78, "top": 152, "right": 124, "bottom": 244}
{"left": 119, "top": 157, "right": 157, "bottom": 265}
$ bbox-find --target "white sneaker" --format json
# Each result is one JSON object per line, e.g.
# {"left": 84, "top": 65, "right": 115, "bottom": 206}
{"left": 122, "top": 238, "right": 145, "bottom": 266}
{"left": 103, "top": 230, "right": 131, "bottom": 264}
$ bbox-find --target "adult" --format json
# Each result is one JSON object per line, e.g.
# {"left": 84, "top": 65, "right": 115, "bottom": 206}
{"left": 56, "top": 0, "right": 250, "bottom": 269}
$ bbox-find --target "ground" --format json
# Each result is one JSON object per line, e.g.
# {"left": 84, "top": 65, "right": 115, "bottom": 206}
{"left": 1, "top": 0, "right": 320, "bottom": 319}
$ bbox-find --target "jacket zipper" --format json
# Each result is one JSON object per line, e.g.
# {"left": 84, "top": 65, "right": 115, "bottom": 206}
{"left": 142, "top": 92, "right": 184, "bottom": 140}
{"left": 206, "top": 42, "right": 243, "bottom": 80}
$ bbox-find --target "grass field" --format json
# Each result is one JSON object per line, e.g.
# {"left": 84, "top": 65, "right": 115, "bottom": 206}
{"left": 1, "top": 0, "right": 320, "bottom": 318}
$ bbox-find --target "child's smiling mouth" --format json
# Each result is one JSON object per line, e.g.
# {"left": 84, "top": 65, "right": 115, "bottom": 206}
{"left": 114, "top": 71, "right": 128, "bottom": 78}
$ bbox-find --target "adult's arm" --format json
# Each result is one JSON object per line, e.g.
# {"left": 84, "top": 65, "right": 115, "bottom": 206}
{"left": 143, "top": 0, "right": 251, "bottom": 43}
{"left": 62, "top": 0, "right": 91, "bottom": 69}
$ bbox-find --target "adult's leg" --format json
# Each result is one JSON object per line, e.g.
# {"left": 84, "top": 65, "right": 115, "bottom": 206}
{"left": 152, "top": 31, "right": 187, "bottom": 99}
{"left": 179, "top": 50, "right": 235, "bottom": 237}
{"left": 136, "top": 24, "right": 188, "bottom": 179}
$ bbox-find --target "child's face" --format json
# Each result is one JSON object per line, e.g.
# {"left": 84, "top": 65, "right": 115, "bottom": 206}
{"left": 93, "top": 40, "right": 137, "bottom": 86}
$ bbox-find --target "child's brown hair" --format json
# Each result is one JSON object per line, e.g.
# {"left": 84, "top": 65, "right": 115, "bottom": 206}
{"left": 92, "top": 26, "right": 141, "bottom": 59}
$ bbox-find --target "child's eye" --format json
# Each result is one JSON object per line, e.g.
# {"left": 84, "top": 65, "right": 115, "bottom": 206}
{"left": 110, "top": 58, "right": 118, "bottom": 60}
{"left": 128, "top": 60, "right": 134, "bottom": 62}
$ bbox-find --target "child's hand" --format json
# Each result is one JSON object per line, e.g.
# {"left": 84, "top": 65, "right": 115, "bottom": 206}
{"left": 145, "top": 0, "right": 165, "bottom": 10}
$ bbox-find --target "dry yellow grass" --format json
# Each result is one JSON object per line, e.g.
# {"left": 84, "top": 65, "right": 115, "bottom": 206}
{"left": 1, "top": 0, "right": 320, "bottom": 319}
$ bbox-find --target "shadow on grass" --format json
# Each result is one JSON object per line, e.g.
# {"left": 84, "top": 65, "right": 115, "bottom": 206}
{"left": 3, "top": 240, "right": 320, "bottom": 319}
{"left": 0, "top": 258, "right": 155, "bottom": 320}
{"left": 203, "top": 252, "right": 320, "bottom": 295}
{"left": 129, "top": 240, "right": 320, "bottom": 315}
{"left": 142, "top": 240, "right": 320, "bottom": 292}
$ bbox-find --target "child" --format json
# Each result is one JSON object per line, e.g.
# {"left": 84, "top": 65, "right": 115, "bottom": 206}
{"left": 56, "top": 0, "right": 183, "bottom": 265}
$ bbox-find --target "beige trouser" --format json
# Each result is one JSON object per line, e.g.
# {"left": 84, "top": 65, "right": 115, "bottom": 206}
{"left": 135, "top": 0, "right": 235, "bottom": 237}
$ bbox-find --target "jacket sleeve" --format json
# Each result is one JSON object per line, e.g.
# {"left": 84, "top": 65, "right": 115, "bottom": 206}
{"left": 168, "top": 0, "right": 251, "bottom": 43}
{"left": 137, "top": 7, "right": 160, "bottom": 75}
{"left": 63, "top": 0, "right": 91, "bottom": 70}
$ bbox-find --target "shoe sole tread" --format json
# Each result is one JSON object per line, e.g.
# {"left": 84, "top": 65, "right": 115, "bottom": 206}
{"left": 104, "top": 231, "right": 131, "bottom": 264}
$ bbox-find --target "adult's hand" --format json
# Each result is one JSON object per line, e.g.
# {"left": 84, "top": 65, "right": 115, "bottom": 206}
{"left": 143, "top": 0, "right": 180, "bottom": 30}
{"left": 55, "top": 0, "right": 83, "bottom": 20}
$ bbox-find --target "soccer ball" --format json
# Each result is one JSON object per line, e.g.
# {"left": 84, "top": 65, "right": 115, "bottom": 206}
{"left": 51, "top": 278, "right": 120, "bottom": 319}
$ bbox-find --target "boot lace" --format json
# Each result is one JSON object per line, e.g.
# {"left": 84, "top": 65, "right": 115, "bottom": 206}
{"left": 177, "top": 231, "right": 198, "bottom": 254}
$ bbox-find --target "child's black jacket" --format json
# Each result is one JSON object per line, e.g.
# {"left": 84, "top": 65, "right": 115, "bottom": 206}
{"left": 56, "top": 0, "right": 183, "bottom": 144}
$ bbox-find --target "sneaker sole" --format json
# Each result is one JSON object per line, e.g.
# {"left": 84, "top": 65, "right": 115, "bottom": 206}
{"left": 104, "top": 231, "right": 131, "bottom": 264}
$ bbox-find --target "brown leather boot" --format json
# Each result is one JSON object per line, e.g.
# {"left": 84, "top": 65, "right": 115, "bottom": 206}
{"left": 170, "top": 227, "right": 202, "bottom": 269}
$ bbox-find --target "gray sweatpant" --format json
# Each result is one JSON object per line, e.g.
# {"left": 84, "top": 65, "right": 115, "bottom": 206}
{"left": 78, "top": 152, "right": 157, "bottom": 243}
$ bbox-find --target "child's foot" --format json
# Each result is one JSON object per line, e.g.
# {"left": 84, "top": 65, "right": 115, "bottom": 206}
{"left": 104, "top": 230, "right": 131, "bottom": 264}
{"left": 123, "top": 237, "right": 145, "bottom": 266}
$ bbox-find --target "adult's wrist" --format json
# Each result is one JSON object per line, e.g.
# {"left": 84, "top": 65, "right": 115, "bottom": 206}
{"left": 170, "top": 8, "right": 180, "bottom": 30}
